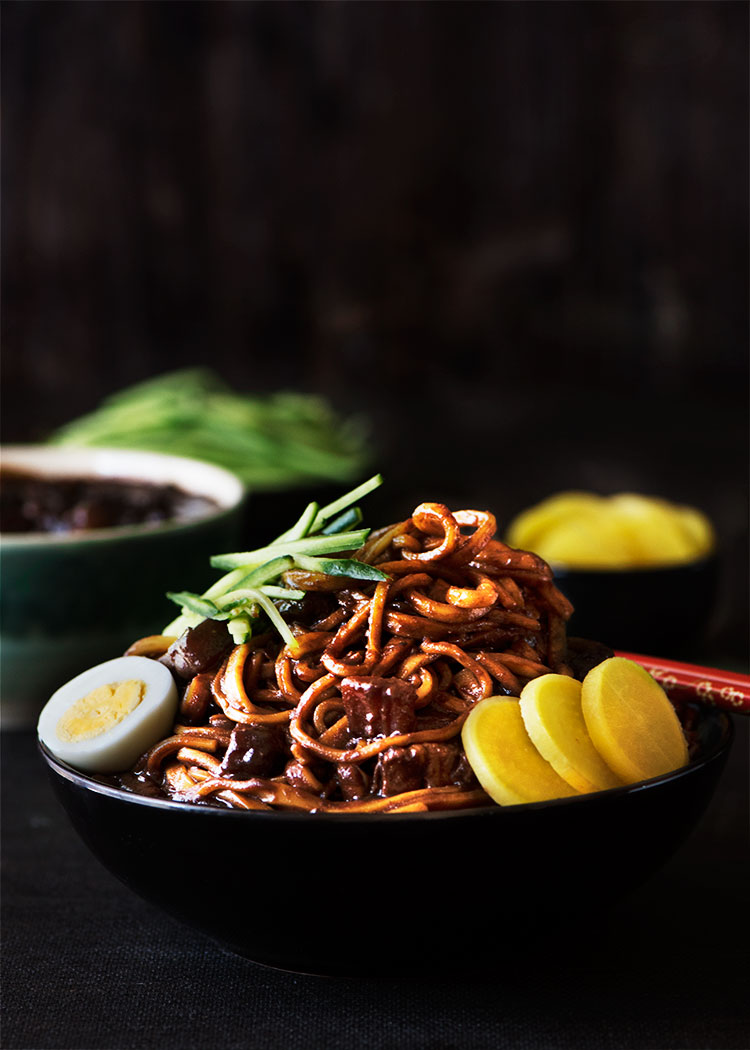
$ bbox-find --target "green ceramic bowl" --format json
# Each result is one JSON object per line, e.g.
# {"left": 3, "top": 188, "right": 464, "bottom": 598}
{"left": 1, "top": 446, "right": 246, "bottom": 727}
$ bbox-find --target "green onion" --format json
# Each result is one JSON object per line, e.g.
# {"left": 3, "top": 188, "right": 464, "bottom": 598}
{"left": 48, "top": 368, "right": 369, "bottom": 489}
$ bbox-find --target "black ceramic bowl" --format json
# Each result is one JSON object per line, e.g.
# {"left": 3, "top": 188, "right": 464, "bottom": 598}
{"left": 39, "top": 699, "right": 732, "bottom": 977}
{"left": 553, "top": 556, "right": 719, "bottom": 657}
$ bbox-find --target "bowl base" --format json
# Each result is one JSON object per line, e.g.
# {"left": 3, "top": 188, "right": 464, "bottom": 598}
{"left": 210, "top": 906, "right": 616, "bottom": 979}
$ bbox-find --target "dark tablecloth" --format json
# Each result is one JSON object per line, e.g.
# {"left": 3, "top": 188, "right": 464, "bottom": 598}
{"left": 2, "top": 719, "right": 749, "bottom": 1050}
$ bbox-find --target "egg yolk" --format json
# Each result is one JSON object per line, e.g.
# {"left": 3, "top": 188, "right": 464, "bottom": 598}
{"left": 55, "top": 680, "right": 146, "bottom": 743}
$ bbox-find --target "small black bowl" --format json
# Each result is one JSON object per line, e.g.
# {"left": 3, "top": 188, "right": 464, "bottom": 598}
{"left": 553, "top": 556, "right": 719, "bottom": 657}
{"left": 39, "top": 702, "right": 732, "bottom": 977}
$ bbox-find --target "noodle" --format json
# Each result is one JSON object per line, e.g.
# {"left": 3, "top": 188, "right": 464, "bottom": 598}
{"left": 120, "top": 502, "right": 576, "bottom": 813}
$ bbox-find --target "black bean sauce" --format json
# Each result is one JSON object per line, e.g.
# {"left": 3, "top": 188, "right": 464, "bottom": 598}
{"left": 0, "top": 468, "right": 219, "bottom": 533}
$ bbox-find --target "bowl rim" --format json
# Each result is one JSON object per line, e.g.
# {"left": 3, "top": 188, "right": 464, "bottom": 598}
{"left": 38, "top": 702, "right": 733, "bottom": 824}
{"left": 1, "top": 445, "right": 247, "bottom": 546}
{"left": 548, "top": 555, "right": 717, "bottom": 577}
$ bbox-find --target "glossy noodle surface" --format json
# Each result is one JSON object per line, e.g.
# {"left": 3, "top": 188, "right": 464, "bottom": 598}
{"left": 120, "top": 503, "right": 578, "bottom": 813}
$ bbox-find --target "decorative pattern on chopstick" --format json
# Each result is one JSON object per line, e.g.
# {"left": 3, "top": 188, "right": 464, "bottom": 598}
{"left": 615, "top": 652, "right": 750, "bottom": 715}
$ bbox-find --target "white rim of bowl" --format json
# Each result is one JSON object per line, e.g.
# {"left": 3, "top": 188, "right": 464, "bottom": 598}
{"left": 1, "top": 445, "right": 246, "bottom": 546}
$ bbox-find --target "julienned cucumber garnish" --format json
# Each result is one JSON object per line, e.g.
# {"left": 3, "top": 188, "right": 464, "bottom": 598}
{"left": 164, "top": 474, "right": 386, "bottom": 647}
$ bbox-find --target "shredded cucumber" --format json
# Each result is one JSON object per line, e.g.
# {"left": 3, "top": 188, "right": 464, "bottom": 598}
{"left": 209, "top": 530, "right": 371, "bottom": 571}
{"left": 164, "top": 474, "right": 386, "bottom": 645}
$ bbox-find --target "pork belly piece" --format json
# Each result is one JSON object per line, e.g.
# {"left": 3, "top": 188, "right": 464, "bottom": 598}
{"left": 219, "top": 724, "right": 287, "bottom": 778}
{"left": 340, "top": 675, "right": 418, "bottom": 740}
{"left": 371, "top": 742, "right": 476, "bottom": 797}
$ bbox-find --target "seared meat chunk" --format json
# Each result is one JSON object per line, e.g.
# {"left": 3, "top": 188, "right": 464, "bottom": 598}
{"left": 162, "top": 619, "right": 233, "bottom": 679}
{"left": 372, "top": 741, "right": 477, "bottom": 797}
{"left": 340, "top": 675, "right": 417, "bottom": 740}
{"left": 335, "top": 762, "right": 369, "bottom": 801}
{"left": 219, "top": 724, "right": 287, "bottom": 778}
{"left": 372, "top": 745, "right": 424, "bottom": 796}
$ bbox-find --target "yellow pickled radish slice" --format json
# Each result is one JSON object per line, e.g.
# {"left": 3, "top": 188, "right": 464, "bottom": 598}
{"left": 532, "top": 511, "right": 637, "bottom": 568}
{"left": 505, "top": 491, "right": 604, "bottom": 551}
{"left": 519, "top": 674, "right": 623, "bottom": 793}
{"left": 506, "top": 491, "right": 714, "bottom": 569}
{"left": 673, "top": 504, "right": 715, "bottom": 558}
{"left": 461, "top": 697, "right": 578, "bottom": 805}
{"left": 608, "top": 493, "right": 697, "bottom": 564}
{"left": 581, "top": 657, "right": 688, "bottom": 784}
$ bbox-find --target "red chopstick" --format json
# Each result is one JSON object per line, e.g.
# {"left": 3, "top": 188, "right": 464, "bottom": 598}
{"left": 615, "top": 651, "right": 750, "bottom": 715}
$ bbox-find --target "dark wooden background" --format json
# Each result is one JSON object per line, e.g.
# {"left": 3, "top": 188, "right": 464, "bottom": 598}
{"left": 2, "top": 1, "right": 748, "bottom": 659}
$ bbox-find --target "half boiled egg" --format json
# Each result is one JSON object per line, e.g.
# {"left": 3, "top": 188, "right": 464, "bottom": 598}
{"left": 38, "top": 655, "right": 178, "bottom": 773}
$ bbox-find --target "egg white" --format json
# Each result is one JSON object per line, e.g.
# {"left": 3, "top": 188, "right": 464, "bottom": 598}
{"left": 38, "top": 655, "right": 178, "bottom": 773}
